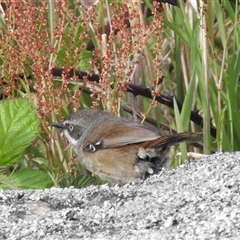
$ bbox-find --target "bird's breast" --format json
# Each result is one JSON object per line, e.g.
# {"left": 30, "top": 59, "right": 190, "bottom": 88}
{"left": 76, "top": 144, "right": 145, "bottom": 184}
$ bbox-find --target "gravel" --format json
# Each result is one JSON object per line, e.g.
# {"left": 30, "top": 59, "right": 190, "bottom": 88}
{"left": 0, "top": 152, "right": 240, "bottom": 240}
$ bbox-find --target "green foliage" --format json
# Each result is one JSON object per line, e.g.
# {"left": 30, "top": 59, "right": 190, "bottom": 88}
{"left": 0, "top": 172, "right": 17, "bottom": 189}
{"left": 163, "top": 1, "right": 240, "bottom": 154}
{"left": 0, "top": 98, "right": 52, "bottom": 189}
{"left": 0, "top": 98, "right": 40, "bottom": 166}
{"left": 9, "top": 168, "right": 53, "bottom": 189}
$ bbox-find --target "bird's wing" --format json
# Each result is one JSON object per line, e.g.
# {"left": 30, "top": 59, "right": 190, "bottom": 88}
{"left": 85, "top": 121, "right": 160, "bottom": 149}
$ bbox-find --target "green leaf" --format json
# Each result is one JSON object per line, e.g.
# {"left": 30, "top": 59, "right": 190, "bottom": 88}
{"left": 0, "top": 173, "right": 18, "bottom": 189}
{"left": 10, "top": 168, "right": 53, "bottom": 189}
{"left": 173, "top": 98, "right": 187, "bottom": 165}
{"left": 78, "top": 50, "right": 93, "bottom": 71}
{"left": 0, "top": 98, "right": 40, "bottom": 166}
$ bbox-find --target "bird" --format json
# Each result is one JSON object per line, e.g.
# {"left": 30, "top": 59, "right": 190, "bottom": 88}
{"left": 52, "top": 109, "right": 202, "bottom": 185}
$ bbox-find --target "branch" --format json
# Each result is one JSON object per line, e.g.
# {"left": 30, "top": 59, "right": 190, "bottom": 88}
{"left": 51, "top": 67, "right": 217, "bottom": 138}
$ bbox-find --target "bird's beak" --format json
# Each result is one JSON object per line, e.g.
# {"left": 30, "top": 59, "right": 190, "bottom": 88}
{"left": 51, "top": 122, "right": 65, "bottom": 129}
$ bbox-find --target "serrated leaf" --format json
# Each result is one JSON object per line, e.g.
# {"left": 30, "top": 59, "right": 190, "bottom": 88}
{"left": 0, "top": 98, "right": 40, "bottom": 166}
{"left": 10, "top": 168, "right": 53, "bottom": 189}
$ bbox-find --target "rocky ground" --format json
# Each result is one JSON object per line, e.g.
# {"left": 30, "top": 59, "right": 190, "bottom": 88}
{"left": 0, "top": 152, "right": 240, "bottom": 240}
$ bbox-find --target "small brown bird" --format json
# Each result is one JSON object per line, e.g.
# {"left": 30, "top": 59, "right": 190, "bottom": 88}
{"left": 52, "top": 109, "right": 202, "bottom": 185}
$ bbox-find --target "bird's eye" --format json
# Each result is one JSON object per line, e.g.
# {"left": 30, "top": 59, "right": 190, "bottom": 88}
{"left": 69, "top": 125, "right": 74, "bottom": 131}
